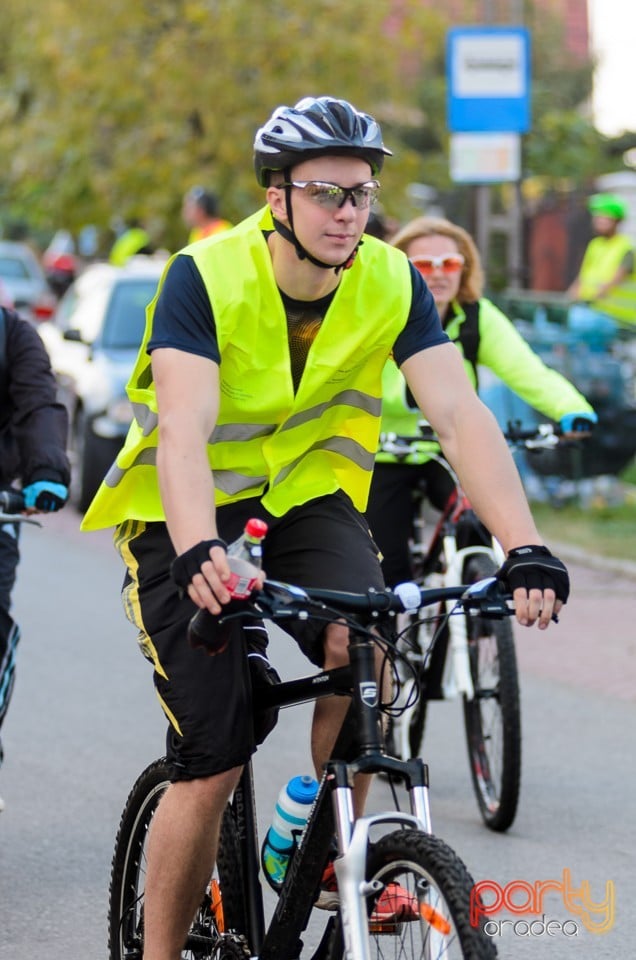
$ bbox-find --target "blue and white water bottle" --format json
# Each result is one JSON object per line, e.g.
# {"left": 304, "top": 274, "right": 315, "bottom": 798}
{"left": 261, "top": 775, "right": 319, "bottom": 889}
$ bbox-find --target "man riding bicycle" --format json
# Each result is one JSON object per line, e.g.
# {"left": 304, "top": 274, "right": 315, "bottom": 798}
{"left": 83, "top": 96, "right": 570, "bottom": 960}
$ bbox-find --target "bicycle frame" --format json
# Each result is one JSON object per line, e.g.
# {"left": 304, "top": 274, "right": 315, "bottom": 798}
{"left": 411, "top": 466, "right": 505, "bottom": 703}
{"left": 108, "top": 576, "right": 511, "bottom": 958}
{"left": 231, "top": 627, "right": 433, "bottom": 960}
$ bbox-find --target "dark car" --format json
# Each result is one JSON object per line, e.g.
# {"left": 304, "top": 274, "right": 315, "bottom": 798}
{"left": 39, "top": 258, "right": 165, "bottom": 511}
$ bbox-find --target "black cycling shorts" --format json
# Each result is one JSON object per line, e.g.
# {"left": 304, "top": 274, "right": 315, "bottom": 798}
{"left": 115, "top": 491, "right": 383, "bottom": 781}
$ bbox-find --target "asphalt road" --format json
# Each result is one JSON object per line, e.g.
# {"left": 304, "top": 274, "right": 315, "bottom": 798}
{"left": 0, "top": 509, "right": 634, "bottom": 958}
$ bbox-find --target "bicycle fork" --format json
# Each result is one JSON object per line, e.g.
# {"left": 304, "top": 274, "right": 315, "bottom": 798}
{"left": 332, "top": 801, "right": 422, "bottom": 960}
{"left": 441, "top": 539, "right": 501, "bottom": 700}
{"left": 328, "top": 634, "right": 433, "bottom": 960}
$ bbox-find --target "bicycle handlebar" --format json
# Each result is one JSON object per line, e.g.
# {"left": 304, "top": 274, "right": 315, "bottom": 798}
{"left": 255, "top": 576, "right": 512, "bottom": 618}
{"left": 0, "top": 488, "right": 43, "bottom": 526}
{"left": 0, "top": 489, "right": 26, "bottom": 514}
{"left": 504, "top": 420, "right": 562, "bottom": 448}
{"left": 187, "top": 576, "right": 513, "bottom": 655}
{"left": 379, "top": 419, "right": 562, "bottom": 457}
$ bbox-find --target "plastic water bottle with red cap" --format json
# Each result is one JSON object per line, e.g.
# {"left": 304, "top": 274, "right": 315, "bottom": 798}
{"left": 226, "top": 517, "right": 268, "bottom": 599}
{"left": 261, "top": 775, "right": 319, "bottom": 890}
{"left": 187, "top": 518, "right": 268, "bottom": 654}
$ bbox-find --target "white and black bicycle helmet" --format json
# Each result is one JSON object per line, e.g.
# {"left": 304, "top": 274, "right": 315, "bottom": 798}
{"left": 254, "top": 96, "right": 391, "bottom": 187}
{"left": 254, "top": 97, "right": 391, "bottom": 271}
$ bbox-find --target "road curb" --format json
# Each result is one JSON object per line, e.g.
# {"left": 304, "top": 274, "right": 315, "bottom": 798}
{"left": 550, "top": 539, "right": 636, "bottom": 580}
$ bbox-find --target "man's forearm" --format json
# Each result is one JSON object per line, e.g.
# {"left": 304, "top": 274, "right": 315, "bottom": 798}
{"left": 157, "top": 424, "right": 219, "bottom": 555}
{"left": 439, "top": 403, "right": 542, "bottom": 553}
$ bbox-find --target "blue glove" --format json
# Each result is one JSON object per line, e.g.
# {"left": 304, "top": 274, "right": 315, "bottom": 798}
{"left": 559, "top": 411, "right": 598, "bottom": 434}
{"left": 22, "top": 481, "right": 68, "bottom": 512}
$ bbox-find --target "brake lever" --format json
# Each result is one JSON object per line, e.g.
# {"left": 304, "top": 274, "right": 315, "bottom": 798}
{"left": 252, "top": 579, "right": 312, "bottom": 619}
{"left": 0, "top": 512, "right": 42, "bottom": 526}
{"left": 463, "top": 577, "right": 560, "bottom": 623}
{"left": 461, "top": 577, "right": 513, "bottom": 619}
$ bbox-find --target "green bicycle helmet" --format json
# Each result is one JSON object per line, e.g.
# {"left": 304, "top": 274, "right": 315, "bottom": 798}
{"left": 254, "top": 96, "right": 391, "bottom": 187}
{"left": 588, "top": 193, "right": 628, "bottom": 221}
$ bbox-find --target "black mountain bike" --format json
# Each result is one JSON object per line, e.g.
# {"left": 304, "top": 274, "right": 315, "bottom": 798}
{"left": 108, "top": 574, "right": 513, "bottom": 959}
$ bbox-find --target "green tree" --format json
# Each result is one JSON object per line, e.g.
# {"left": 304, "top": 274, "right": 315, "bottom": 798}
{"left": 0, "top": 0, "right": 631, "bottom": 252}
{"left": 0, "top": 0, "right": 445, "bottom": 250}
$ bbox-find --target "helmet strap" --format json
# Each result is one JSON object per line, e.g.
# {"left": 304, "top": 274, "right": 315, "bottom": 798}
{"left": 273, "top": 172, "right": 362, "bottom": 274}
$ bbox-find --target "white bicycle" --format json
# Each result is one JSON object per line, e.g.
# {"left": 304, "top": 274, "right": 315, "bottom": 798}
{"left": 381, "top": 422, "right": 562, "bottom": 832}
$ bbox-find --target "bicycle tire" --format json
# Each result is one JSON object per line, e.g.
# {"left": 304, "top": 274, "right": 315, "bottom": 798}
{"left": 462, "top": 554, "right": 521, "bottom": 832}
{"left": 108, "top": 758, "right": 248, "bottom": 960}
{"left": 363, "top": 829, "right": 497, "bottom": 958}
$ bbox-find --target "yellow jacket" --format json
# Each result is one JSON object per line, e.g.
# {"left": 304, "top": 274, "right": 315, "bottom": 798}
{"left": 378, "top": 297, "right": 595, "bottom": 464}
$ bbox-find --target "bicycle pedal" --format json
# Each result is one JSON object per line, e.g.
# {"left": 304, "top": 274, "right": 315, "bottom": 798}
{"left": 368, "top": 917, "right": 401, "bottom": 935}
{"left": 369, "top": 902, "right": 451, "bottom": 936}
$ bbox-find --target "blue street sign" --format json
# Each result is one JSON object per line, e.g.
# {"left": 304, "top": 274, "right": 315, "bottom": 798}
{"left": 447, "top": 26, "right": 531, "bottom": 133}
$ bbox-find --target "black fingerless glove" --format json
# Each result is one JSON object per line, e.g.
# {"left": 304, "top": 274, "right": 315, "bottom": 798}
{"left": 496, "top": 545, "right": 570, "bottom": 603}
{"left": 170, "top": 538, "right": 228, "bottom": 589}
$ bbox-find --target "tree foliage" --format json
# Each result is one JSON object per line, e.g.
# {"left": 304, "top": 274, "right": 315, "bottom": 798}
{"left": 0, "top": 0, "right": 630, "bottom": 252}
{"left": 0, "top": 0, "right": 445, "bottom": 249}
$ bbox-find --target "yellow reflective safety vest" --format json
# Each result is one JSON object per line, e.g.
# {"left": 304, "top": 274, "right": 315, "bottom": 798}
{"left": 108, "top": 227, "right": 151, "bottom": 266}
{"left": 578, "top": 234, "right": 636, "bottom": 324}
{"left": 82, "top": 206, "right": 413, "bottom": 530}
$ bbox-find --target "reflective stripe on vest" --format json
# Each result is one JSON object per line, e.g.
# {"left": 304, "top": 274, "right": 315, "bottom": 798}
{"left": 82, "top": 207, "right": 412, "bottom": 530}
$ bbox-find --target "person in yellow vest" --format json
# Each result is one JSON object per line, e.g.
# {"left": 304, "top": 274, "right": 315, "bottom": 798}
{"left": 182, "top": 185, "right": 232, "bottom": 243}
{"left": 567, "top": 193, "right": 636, "bottom": 326}
{"left": 82, "top": 96, "right": 570, "bottom": 955}
{"left": 108, "top": 220, "right": 154, "bottom": 266}
{"left": 366, "top": 216, "right": 597, "bottom": 590}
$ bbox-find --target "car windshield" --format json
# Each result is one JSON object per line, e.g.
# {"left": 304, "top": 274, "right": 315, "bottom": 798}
{"left": 0, "top": 256, "right": 34, "bottom": 280}
{"left": 101, "top": 279, "right": 158, "bottom": 349}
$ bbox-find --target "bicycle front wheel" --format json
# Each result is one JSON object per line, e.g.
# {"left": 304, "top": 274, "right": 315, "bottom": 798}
{"left": 462, "top": 555, "right": 521, "bottom": 832}
{"left": 364, "top": 829, "right": 497, "bottom": 958}
{"left": 108, "top": 758, "right": 247, "bottom": 960}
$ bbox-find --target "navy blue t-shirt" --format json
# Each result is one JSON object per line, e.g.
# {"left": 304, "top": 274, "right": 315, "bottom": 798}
{"left": 149, "top": 251, "right": 449, "bottom": 376}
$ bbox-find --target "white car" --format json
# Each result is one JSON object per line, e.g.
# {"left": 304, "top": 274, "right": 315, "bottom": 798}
{"left": 0, "top": 239, "right": 56, "bottom": 322}
{"left": 39, "top": 257, "right": 166, "bottom": 511}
